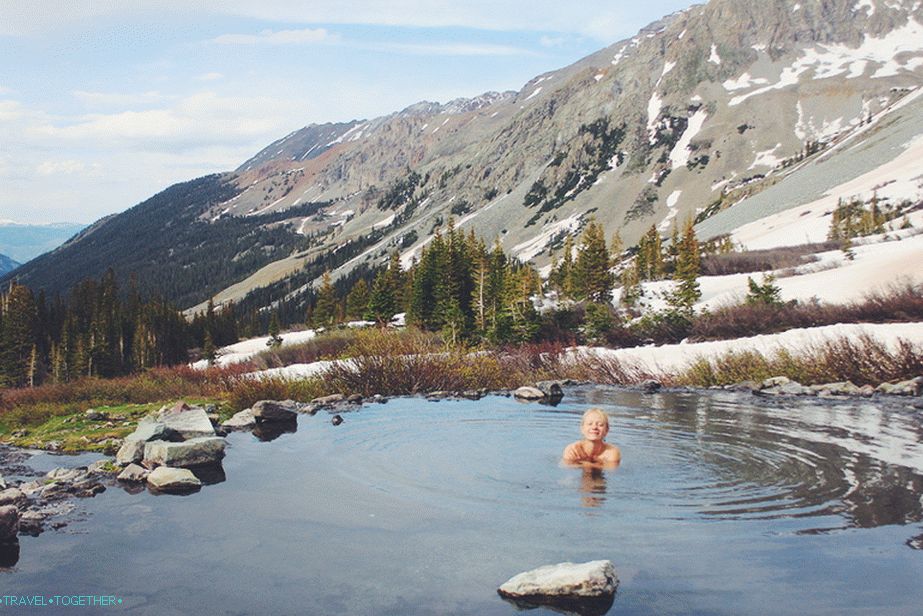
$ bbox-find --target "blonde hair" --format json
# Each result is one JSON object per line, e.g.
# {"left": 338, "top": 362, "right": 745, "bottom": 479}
{"left": 581, "top": 408, "right": 609, "bottom": 426}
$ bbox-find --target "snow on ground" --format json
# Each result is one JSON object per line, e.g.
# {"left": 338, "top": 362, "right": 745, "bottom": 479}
{"left": 727, "top": 18, "right": 923, "bottom": 106}
{"left": 513, "top": 213, "right": 583, "bottom": 262}
{"left": 646, "top": 91, "right": 663, "bottom": 143}
{"left": 244, "top": 360, "right": 337, "bottom": 380}
{"left": 733, "top": 133, "right": 923, "bottom": 249}
{"left": 658, "top": 191, "right": 682, "bottom": 232}
{"left": 573, "top": 321, "right": 923, "bottom": 375}
{"left": 190, "top": 329, "right": 318, "bottom": 369}
{"left": 749, "top": 143, "right": 783, "bottom": 170}
{"left": 709, "top": 44, "right": 721, "bottom": 65}
{"left": 668, "top": 108, "right": 708, "bottom": 169}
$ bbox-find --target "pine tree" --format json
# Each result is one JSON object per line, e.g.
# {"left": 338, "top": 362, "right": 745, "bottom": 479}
{"left": 745, "top": 274, "right": 783, "bottom": 306}
{"left": 573, "top": 219, "right": 614, "bottom": 303}
{"left": 267, "top": 313, "right": 283, "bottom": 347}
{"left": 345, "top": 278, "right": 370, "bottom": 320}
{"left": 609, "top": 230, "right": 624, "bottom": 267}
{"left": 313, "top": 271, "right": 338, "bottom": 327}
{"left": 669, "top": 219, "right": 701, "bottom": 314}
{"left": 0, "top": 283, "right": 37, "bottom": 387}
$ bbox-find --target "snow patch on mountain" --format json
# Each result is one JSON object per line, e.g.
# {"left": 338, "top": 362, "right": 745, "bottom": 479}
{"left": 669, "top": 108, "right": 708, "bottom": 169}
{"left": 513, "top": 213, "right": 583, "bottom": 262}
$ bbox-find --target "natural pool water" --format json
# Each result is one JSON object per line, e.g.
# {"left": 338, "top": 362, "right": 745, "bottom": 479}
{"left": 3, "top": 387, "right": 923, "bottom": 615}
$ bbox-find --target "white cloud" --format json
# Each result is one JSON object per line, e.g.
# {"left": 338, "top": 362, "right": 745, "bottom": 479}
{"left": 197, "top": 72, "right": 224, "bottom": 81}
{"left": 35, "top": 159, "right": 100, "bottom": 176}
{"left": 539, "top": 35, "right": 569, "bottom": 48}
{"left": 369, "top": 42, "right": 536, "bottom": 56}
{"left": 72, "top": 90, "right": 165, "bottom": 107}
{"left": 0, "top": 100, "right": 27, "bottom": 122}
{"left": 212, "top": 27, "right": 338, "bottom": 45}
{"left": 0, "top": 85, "right": 14, "bottom": 95}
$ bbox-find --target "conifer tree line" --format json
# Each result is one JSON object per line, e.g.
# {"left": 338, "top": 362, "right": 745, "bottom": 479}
{"left": 0, "top": 269, "right": 231, "bottom": 388}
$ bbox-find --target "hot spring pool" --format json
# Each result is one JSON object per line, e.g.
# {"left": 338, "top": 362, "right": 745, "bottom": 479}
{"left": 3, "top": 387, "right": 923, "bottom": 615}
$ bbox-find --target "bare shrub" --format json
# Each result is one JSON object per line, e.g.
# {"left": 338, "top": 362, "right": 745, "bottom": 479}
{"left": 700, "top": 242, "right": 837, "bottom": 276}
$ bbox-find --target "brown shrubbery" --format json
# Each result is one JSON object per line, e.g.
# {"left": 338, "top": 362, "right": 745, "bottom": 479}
{"left": 699, "top": 242, "right": 837, "bottom": 276}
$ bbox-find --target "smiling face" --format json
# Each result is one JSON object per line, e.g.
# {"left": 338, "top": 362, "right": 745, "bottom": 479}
{"left": 580, "top": 409, "right": 610, "bottom": 443}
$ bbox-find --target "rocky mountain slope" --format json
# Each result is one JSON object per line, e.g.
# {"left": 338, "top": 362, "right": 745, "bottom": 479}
{"left": 7, "top": 0, "right": 923, "bottom": 314}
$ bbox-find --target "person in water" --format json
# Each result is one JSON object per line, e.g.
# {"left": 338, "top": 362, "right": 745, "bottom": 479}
{"left": 562, "top": 408, "right": 621, "bottom": 467}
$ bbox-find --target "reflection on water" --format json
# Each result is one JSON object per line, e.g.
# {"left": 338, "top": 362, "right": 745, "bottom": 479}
{"left": 579, "top": 467, "right": 608, "bottom": 509}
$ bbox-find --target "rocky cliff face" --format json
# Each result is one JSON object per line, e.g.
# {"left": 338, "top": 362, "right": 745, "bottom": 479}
{"left": 9, "top": 0, "right": 923, "bottom": 311}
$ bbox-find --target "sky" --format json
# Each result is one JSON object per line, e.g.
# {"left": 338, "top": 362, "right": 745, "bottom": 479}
{"left": 0, "top": 0, "right": 695, "bottom": 225}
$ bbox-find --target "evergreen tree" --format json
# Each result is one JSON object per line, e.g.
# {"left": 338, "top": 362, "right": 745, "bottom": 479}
{"left": 573, "top": 220, "right": 614, "bottom": 303}
{"left": 267, "top": 313, "right": 283, "bottom": 347}
{"left": 313, "top": 271, "right": 338, "bottom": 327}
{"left": 345, "top": 278, "right": 370, "bottom": 320}
{"left": 669, "top": 219, "right": 701, "bottom": 314}
{"left": 745, "top": 274, "right": 783, "bottom": 306}
{"left": 0, "top": 283, "right": 37, "bottom": 387}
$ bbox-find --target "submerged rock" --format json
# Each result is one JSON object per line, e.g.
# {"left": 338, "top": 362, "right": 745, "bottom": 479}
{"left": 251, "top": 400, "right": 298, "bottom": 423}
{"left": 536, "top": 380, "right": 565, "bottom": 399}
{"left": 144, "top": 437, "right": 226, "bottom": 468}
{"left": 498, "top": 560, "right": 618, "bottom": 615}
{"left": 640, "top": 379, "right": 662, "bottom": 393}
{"left": 222, "top": 409, "right": 256, "bottom": 429}
{"left": 147, "top": 467, "right": 202, "bottom": 492}
{"left": 331, "top": 415, "right": 343, "bottom": 426}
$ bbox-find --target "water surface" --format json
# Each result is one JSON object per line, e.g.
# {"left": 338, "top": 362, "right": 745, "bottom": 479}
{"left": 4, "top": 387, "right": 923, "bottom": 615}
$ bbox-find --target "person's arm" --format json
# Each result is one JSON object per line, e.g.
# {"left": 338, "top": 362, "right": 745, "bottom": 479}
{"left": 562, "top": 443, "right": 583, "bottom": 464}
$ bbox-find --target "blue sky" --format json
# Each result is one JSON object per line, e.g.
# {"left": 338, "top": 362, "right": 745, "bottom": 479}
{"left": 0, "top": 0, "right": 695, "bottom": 224}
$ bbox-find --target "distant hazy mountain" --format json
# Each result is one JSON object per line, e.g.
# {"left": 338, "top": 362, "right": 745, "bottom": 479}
{"left": 0, "top": 253, "right": 20, "bottom": 276}
{"left": 0, "top": 221, "right": 86, "bottom": 263}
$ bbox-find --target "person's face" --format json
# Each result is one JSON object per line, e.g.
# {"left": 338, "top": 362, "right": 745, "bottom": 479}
{"left": 581, "top": 413, "right": 609, "bottom": 442}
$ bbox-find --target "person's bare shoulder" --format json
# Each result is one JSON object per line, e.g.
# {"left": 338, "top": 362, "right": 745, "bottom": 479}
{"left": 600, "top": 444, "right": 621, "bottom": 466}
{"left": 562, "top": 442, "right": 582, "bottom": 464}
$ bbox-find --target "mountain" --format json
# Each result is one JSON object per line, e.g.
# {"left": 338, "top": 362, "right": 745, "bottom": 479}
{"left": 0, "top": 221, "right": 86, "bottom": 264}
{"left": 0, "top": 253, "right": 20, "bottom": 276}
{"left": 7, "top": 0, "right": 923, "bottom": 315}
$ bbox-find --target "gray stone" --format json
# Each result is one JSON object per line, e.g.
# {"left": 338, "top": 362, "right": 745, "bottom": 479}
{"left": 159, "top": 407, "right": 215, "bottom": 440}
{"left": 84, "top": 409, "right": 108, "bottom": 421}
{"left": 312, "top": 393, "right": 346, "bottom": 406}
{"left": 877, "top": 376, "right": 923, "bottom": 396}
{"left": 46, "top": 467, "right": 86, "bottom": 482}
{"left": 87, "top": 459, "right": 117, "bottom": 474}
{"left": 498, "top": 560, "right": 618, "bottom": 602}
{"left": 762, "top": 376, "right": 791, "bottom": 388}
{"left": 117, "top": 463, "right": 150, "bottom": 483}
{"left": 726, "top": 380, "right": 760, "bottom": 392}
{"left": 116, "top": 439, "right": 147, "bottom": 465}
{"left": 640, "top": 379, "right": 662, "bottom": 393}
{"left": 331, "top": 414, "right": 343, "bottom": 426}
{"left": 764, "top": 381, "right": 811, "bottom": 396}
{"left": 144, "top": 437, "right": 226, "bottom": 468}
{"left": 535, "top": 380, "right": 565, "bottom": 398}
{"left": 146, "top": 467, "right": 201, "bottom": 492}
{"left": 814, "top": 381, "right": 862, "bottom": 397}
{"left": 222, "top": 409, "right": 256, "bottom": 429}
{"left": 346, "top": 394, "right": 363, "bottom": 404}
{"left": 0, "top": 474, "right": 6, "bottom": 490}
{"left": 514, "top": 386, "right": 546, "bottom": 400}
{"left": 858, "top": 384, "right": 875, "bottom": 397}
{"left": 0, "top": 488, "right": 26, "bottom": 508}
{"left": 251, "top": 400, "right": 298, "bottom": 423}
{"left": 0, "top": 506, "right": 19, "bottom": 543}
{"left": 130, "top": 416, "right": 167, "bottom": 442}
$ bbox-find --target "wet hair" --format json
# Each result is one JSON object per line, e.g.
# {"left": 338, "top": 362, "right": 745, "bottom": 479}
{"left": 581, "top": 408, "right": 609, "bottom": 427}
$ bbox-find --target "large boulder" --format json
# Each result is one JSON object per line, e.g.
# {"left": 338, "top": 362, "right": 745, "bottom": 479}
{"left": 876, "top": 376, "right": 923, "bottom": 396}
{"left": 535, "top": 381, "right": 565, "bottom": 399}
{"left": 146, "top": 467, "right": 201, "bottom": 493}
{"left": 116, "top": 416, "right": 168, "bottom": 464}
{"left": 312, "top": 394, "right": 346, "bottom": 407}
{"left": 251, "top": 400, "right": 298, "bottom": 423}
{"left": 498, "top": 560, "right": 618, "bottom": 615}
{"left": 115, "top": 440, "right": 147, "bottom": 465}
{"left": 157, "top": 406, "right": 215, "bottom": 440}
{"left": 0, "top": 488, "right": 26, "bottom": 508}
{"left": 0, "top": 506, "right": 19, "bottom": 544}
{"left": 144, "top": 437, "right": 226, "bottom": 468}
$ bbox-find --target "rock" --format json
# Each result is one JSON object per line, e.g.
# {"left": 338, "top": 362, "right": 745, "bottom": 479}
{"left": 46, "top": 440, "right": 63, "bottom": 451}
{"left": 460, "top": 390, "right": 483, "bottom": 400}
{"left": 222, "top": 409, "right": 256, "bottom": 429}
{"left": 726, "top": 380, "right": 760, "bottom": 392}
{"left": 146, "top": 467, "right": 202, "bottom": 492}
{"left": 346, "top": 394, "right": 363, "bottom": 404}
{"left": 46, "top": 467, "right": 86, "bottom": 482}
{"left": 498, "top": 560, "right": 618, "bottom": 614}
{"left": 0, "top": 506, "right": 19, "bottom": 543}
{"left": 0, "top": 488, "right": 26, "bottom": 508}
{"left": 312, "top": 393, "right": 346, "bottom": 406}
{"left": 18, "top": 510, "right": 45, "bottom": 536}
{"left": 84, "top": 409, "right": 108, "bottom": 421}
{"left": 762, "top": 376, "right": 791, "bottom": 388}
{"left": 764, "top": 381, "right": 811, "bottom": 396}
{"left": 116, "top": 439, "right": 147, "bottom": 465}
{"left": 144, "top": 437, "right": 226, "bottom": 468}
{"left": 640, "top": 379, "right": 662, "bottom": 393}
{"left": 535, "top": 380, "right": 565, "bottom": 399}
{"left": 158, "top": 407, "right": 215, "bottom": 440}
{"left": 251, "top": 400, "right": 298, "bottom": 423}
{"left": 117, "top": 463, "right": 150, "bottom": 483}
{"left": 331, "top": 415, "right": 343, "bottom": 426}
{"left": 514, "top": 386, "right": 546, "bottom": 400}
{"left": 877, "top": 376, "right": 923, "bottom": 396}
{"left": 426, "top": 391, "right": 450, "bottom": 400}
{"left": 87, "top": 459, "right": 117, "bottom": 474}
{"left": 814, "top": 381, "right": 862, "bottom": 397}
{"left": 0, "top": 474, "right": 6, "bottom": 490}
{"left": 131, "top": 416, "right": 168, "bottom": 442}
